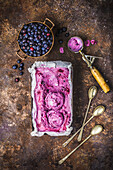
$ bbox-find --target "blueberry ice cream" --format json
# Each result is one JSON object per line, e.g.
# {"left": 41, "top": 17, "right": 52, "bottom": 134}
{"left": 28, "top": 61, "right": 73, "bottom": 136}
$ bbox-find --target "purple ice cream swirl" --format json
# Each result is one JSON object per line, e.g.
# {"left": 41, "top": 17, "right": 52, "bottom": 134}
{"left": 47, "top": 110, "right": 64, "bottom": 128}
{"left": 45, "top": 92, "right": 64, "bottom": 110}
{"left": 68, "top": 36, "right": 83, "bottom": 53}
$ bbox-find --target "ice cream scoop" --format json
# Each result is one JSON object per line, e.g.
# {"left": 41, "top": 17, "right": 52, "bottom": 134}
{"left": 67, "top": 36, "right": 110, "bottom": 93}
{"left": 68, "top": 37, "right": 83, "bottom": 53}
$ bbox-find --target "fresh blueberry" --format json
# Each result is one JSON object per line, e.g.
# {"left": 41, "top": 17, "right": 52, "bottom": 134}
{"left": 42, "top": 51, "right": 46, "bottom": 55}
{"left": 42, "top": 47, "right": 45, "bottom": 51}
{"left": 27, "top": 46, "right": 30, "bottom": 50}
{"left": 39, "top": 23, "right": 43, "bottom": 27}
{"left": 24, "top": 25, "right": 27, "bottom": 29}
{"left": 37, "top": 53, "right": 41, "bottom": 56}
{"left": 25, "top": 34, "right": 28, "bottom": 38}
{"left": 36, "top": 39, "right": 40, "bottom": 43}
{"left": 47, "top": 37, "right": 50, "bottom": 40}
{"left": 33, "top": 53, "right": 37, "bottom": 57}
{"left": 24, "top": 49, "right": 27, "bottom": 53}
{"left": 38, "top": 26, "right": 41, "bottom": 29}
{"left": 65, "top": 32, "right": 69, "bottom": 37}
{"left": 38, "top": 35, "right": 41, "bottom": 39}
{"left": 22, "top": 46, "right": 25, "bottom": 50}
{"left": 23, "top": 39, "right": 26, "bottom": 43}
{"left": 15, "top": 78, "right": 20, "bottom": 82}
{"left": 20, "top": 72, "right": 24, "bottom": 75}
{"left": 33, "top": 46, "right": 37, "bottom": 49}
{"left": 37, "top": 46, "right": 40, "bottom": 50}
{"left": 17, "top": 59, "right": 21, "bottom": 63}
{"left": 19, "top": 42, "right": 23, "bottom": 45}
{"left": 58, "top": 39, "right": 63, "bottom": 44}
{"left": 44, "top": 35, "right": 47, "bottom": 38}
{"left": 44, "top": 44, "right": 48, "bottom": 48}
{"left": 29, "top": 42, "right": 33, "bottom": 45}
{"left": 38, "top": 31, "right": 41, "bottom": 34}
{"left": 41, "top": 37, "right": 44, "bottom": 41}
{"left": 62, "top": 27, "right": 67, "bottom": 32}
{"left": 31, "top": 32, "right": 34, "bottom": 35}
{"left": 29, "top": 37, "right": 33, "bottom": 40}
{"left": 34, "top": 35, "right": 37, "bottom": 38}
{"left": 12, "top": 65, "right": 18, "bottom": 69}
{"left": 26, "top": 52, "right": 29, "bottom": 55}
{"left": 27, "top": 28, "right": 31, "bottom": 31}
{"left": 38, "top": 42, "right": 41, "bottom": 46}
{"left": 22, "top": 30, "right": 26, "bottom": 33}
{"left": 28, "top": 32, "right": 31, "bottom": 36}
{"left": 19, "top": 66, "right": 24, "bottom": 71}
{"left": 43, "top": 40, "right": 47, "bottom": 44}
{"left": 20, "top": 63, "right": 24, "bottom": 67}
{"left": 34, "top": 26, "right": 37, "bottom": 30}
{"left": 45, "top": 49, "right": 48, "bottom": 53}
{"left": 44, "top": 29, "right": 48, "bottom": 33}
{"left": 34, "top": 32, "right": 37, "bottom": 35}
{"left": 30, "top": 51, "right": 33, "bottom": 55}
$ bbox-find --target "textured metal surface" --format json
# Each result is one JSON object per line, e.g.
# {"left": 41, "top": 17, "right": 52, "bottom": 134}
{"left": 0, "top": 0, "right": 113, "bottom": 170}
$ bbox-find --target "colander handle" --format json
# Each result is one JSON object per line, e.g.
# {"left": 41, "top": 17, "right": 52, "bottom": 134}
{"left": 16, "top": 49, "right": 27, "bottom": 60}
{"left": 43, "top": 18, "right": 55, "bottom": 30}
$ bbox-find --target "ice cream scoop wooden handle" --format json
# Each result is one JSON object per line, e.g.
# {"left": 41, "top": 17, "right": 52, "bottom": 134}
{"left": 90, "top": 66, "right": 110, "bottom": 93}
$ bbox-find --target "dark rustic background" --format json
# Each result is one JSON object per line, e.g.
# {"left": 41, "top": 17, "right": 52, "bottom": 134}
{"left": 0, "top": 0, "right": 113, "bottom": 170}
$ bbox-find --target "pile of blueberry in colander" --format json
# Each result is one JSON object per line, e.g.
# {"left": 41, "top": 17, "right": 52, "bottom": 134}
{"left": 18, "top": 22, "right": 53, "bottom": 57}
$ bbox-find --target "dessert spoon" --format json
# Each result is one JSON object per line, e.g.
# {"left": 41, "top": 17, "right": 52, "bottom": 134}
{"left": 77, "top": 86, "right": 97, "bottom": 142}
{"left": 63, "top": 105, "right": 105, "bottom": 147}
{"left": 59, "top": 125, "right": 103, "bottom": 165}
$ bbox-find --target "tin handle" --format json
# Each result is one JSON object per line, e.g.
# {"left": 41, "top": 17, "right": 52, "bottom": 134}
{"left": 16, "top": 49, "right": 27, "bottom": 60}
{"left": 43, "top": 18, "right": 55, "bottom": 30}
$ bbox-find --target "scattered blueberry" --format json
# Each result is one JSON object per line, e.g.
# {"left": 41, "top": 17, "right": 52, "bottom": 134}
{"left": 17, "top": 59, "right": 21, "bottom": 63}
{"left": 65, "top": 33, "right": 69, "bottom": 37}
{"left": 15, "top": 78, "right": 20, "bottom": 82}
{"left": 20, "top": 72, "right": 24, "bottom": 75}
{"left": 20, "top": 63, "right": 24, "bottom": 67}
{"left": 12, "top": 65, "right": 18, "bottom": 69}
{"left": 58, "top": 39, "right": 63, "bottom": 44}
{"left": 62, "top": 27, "right": 67, "bottom": 32}
{"left": 19, "top": 66, "right": 24, "bottom": 71}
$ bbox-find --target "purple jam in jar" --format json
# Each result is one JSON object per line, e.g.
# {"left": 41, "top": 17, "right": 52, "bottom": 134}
{"left": 68, "top": 36, "right": 83, "bottom": 53}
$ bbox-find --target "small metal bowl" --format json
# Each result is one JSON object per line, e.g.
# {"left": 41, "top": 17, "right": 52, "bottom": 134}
{"left": 16, "top": 18, "right": 54, "bottom": 60}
